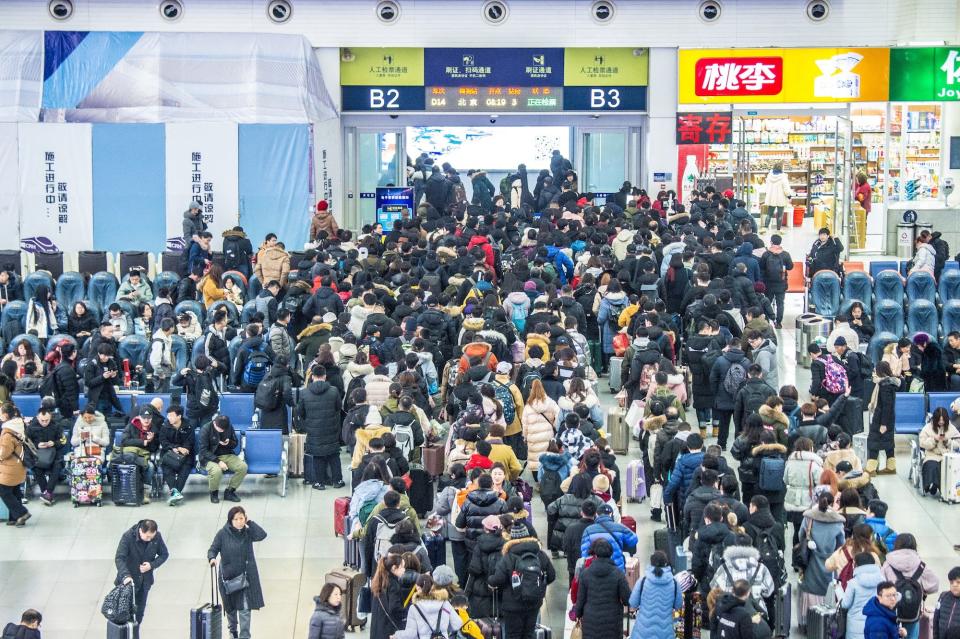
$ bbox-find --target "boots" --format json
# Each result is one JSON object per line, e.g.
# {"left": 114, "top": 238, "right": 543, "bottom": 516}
{"left": 210, "top": 491, "right": 220, "bottom": 503}
{"left": 223, "top": 488, "right": 241, "bottom": 503}
{"left": 878, "top": 457, "right": 897, "bottom": 475}
{"left": 865, "top": 459, "right": 879, "bottom": 474}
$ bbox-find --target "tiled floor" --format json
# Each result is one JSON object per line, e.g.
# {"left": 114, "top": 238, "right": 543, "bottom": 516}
{"left": 2, "top": 223, "right": 955, "bottom": 638}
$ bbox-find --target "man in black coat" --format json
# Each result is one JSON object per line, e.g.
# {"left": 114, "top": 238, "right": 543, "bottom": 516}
{"left": 114, "top": 519, "right": 169, "bottom": 624}
{"left": 714, "top": 580, "right": 767, "bottom": 639}
{"left": 171, "top": 355, "right": 220, "bottom": 431}
{"left": 50, "top": 344, "right": 80, "bottom": 418}
{"left": 296, "top": 364, "right": 343, "bottom": 490}
{"left": 424, "top": 166, "right": 452, "bottom": 213}
{"left": 488, "top": 519, "right": 556, "bottom": 639}
{"left": 733, "top": 364, "right": 777, "bottom": 434}
{"left": 683, "top": 468, "right": 722, "bottom": 539}
{"left": 83, "top": 343, "right": 126, "bottom": 416}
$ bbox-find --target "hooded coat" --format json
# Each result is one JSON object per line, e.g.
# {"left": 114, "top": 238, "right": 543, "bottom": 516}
{"left": 254, "top": 245, "right": 291, "bottom": 287}
{"left": 521, "top": 397, "right": 559, "bottom": 472}
{"left": 574, "top": 556, "right": 631, "bottom": 639}
{"left": 799, "top": 506, "right": 846, "bottom": 596}
{"left": 466, "top": 529, "right": 506, "bottom": 617}
{"left": 487, "top": 537, "right": 556, "bottom": 611}
{"left": 863, "top": 597, "right": 899, "bottom": 639}
{"left": 629, "top": 566, "right": 683, "bottom": 639}
{"left": 579, "top": 515, "right": 638, "bottom": 571}
{"left": 709, "top": 545, "right": 776, "bottom": 615}
{"left": 763, "top": 170, "right": 793, "bottom": 208}
{"left": 455, "top": 488, "right": 504, "bottom": 546}
{"left": 784, "top": 450, "right": 824, "bottom": 513}
{"left": 207, "top": 520, "right": 268, "bottom": 612}
{"left": 307, "top": 598, "right": 345, "bottom": 639}
{"left": 297, "top": 379, "right": 342, "bottom": 457}
{"left": 395, "top": 592, "right": 462, "bottom": 639}
{"left": 310, "top": 210, "right": 339, "bottom": 243}
{"left": 841, "top": 563, "right": 885, "bottom": 639}
{"left": 597, "top": 291, "right": 628, "bottom": 355}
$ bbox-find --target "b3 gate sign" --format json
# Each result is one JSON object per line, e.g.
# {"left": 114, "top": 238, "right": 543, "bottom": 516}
{"left": 341, "top": 47, "right": 648, "bottom": 112}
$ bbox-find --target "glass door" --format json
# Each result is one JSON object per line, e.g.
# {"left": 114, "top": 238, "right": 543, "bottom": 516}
{"left": 579, "top": 129, "right": 628, "bottom": 197}
{"left": 351, "top": 129, "right": 403, "bottom": 229}
{"left": 835, "top": 116, "right": 854, "bottom": 255}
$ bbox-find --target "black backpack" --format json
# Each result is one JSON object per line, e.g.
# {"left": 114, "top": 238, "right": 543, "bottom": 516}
{"left": 893, "top": 563, "right": 926, "bottom": 623}
{"left": 512, "top": 550, "right": 547, "bottom": 604}
{"left": 754, "top": 528, "right": 786, "bottom": 587}
{"left": 223, "top": 236, "right": 250, "bottom": 271}
{"left": 763, "top": 252, "right": 785, "bottom": 283}
{"left": 254, "top": 376, "right": 284, "bottom": 411}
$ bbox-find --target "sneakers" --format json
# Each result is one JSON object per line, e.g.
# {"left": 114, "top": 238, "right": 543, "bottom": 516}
{"left": 15, "top": 512, "right": 31, "bottom": 527}
{"left": 210, "top": 491, "right": 220, "bottom": 504}
{"left": 169, "top": 490, "right": 184, "bottom": 506}
{"left": 332, "top": 481, "right": 346, "bottom": 489}
{"left": 223, "top": 489, "right": 241, "bottom": 503}
{"left": 40, "top": 491, "right": 54, "bottom": 506}
{"left": 141, "top": 494, "right": 151, "bottom": 505}
{"left": 312, "top": 483, "right": 326, "bottom": 491}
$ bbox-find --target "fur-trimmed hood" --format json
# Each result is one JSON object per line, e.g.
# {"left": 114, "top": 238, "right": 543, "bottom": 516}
{"left": 501, "top": 537, "right": 541, "bottom": 555}
{"left": 751, "top": 442, "right": 787, "bottom": 456}
{"left": 644, "top": 414, "right": 667, "bottom": 433}
{"left": 297, "top": 322, "right": 332, "bottom": 339}
{"left": 802, "top": 506, "right": 846, "bottom": 523}
{"left": 721, "top": 544, "right": 760, "bottom": 567}
{"left": 758, "top": 404, "right": 789, "bottom": 428}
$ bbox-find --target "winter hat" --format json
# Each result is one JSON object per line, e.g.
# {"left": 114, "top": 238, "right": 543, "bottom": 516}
{"left": 723, "top": 189, "right": 735, "bottom": 199}
{"left": 316, "top": 200, "right": 329, "bottom": 212}
{"left": 482, "top": 515, "right": 502, "bottom": 532}
{"left": 496, "top": 361, "right": 512, "bottom": 375}
{"left": 834, "top": 336, "right": 847, "bottom": 347}
{"left": 509, "top": 521, "right": 530, "bottom": 539}
{"left": 914, "top": 333, "right": 930, "bottom": 346}
{"left": 432, "top": 565, "right": 457, "bottom": 587}
{"left": 321, "top": 312, "right": 337, "bottom": 323}
{"left": 524, "top": 280, "right": 537, "bottom": 292}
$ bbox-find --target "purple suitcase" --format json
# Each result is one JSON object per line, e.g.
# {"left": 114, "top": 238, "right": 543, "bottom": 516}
{"left": 625, "top": 459, "right": 646, "bottom": 502}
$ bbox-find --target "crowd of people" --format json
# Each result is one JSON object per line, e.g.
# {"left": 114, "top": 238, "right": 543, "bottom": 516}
{"left": 2, "top": 150, "right": 960, "bottom": 639}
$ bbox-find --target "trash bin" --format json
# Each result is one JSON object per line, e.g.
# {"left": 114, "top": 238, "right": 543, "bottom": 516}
{"left": 897, "top": 222, "right": 916, "bottom": 259}
{"left": 795, "top": 313, "right": 819, "bottom": 359}
{"left": 916, "top": 221, "right": 933, "bottom": 238}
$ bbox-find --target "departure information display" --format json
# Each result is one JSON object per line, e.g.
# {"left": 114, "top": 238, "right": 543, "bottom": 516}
{"left": 424, "top": 86, "right": 562, "bottom": 112}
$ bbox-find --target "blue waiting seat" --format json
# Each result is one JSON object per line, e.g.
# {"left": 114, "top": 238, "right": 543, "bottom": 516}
{"left": 899, "top": 261, "right": 909, "bottom": 278}
{"left": 248, "top": 274, "right": 262, "bottom": 300}
{"left": 895, "top": 393, "right": 927, "bottom": 434}
{"left": 86, "top": 271, "right": 119, "bottom": 314}
{"left": 152, "top": 271, "right": 180, "bottom": 299}
{"left": 928, "top": 392, "right": 960, "bottom": 416}
{"left": 13, "top": 395, "right": 42, "bottom": 417}
{"left": 132, "top": 393, "right": 174, "bottom": 413}
{"left": 842, "top": 271, "right": 873, "bottom": 316}
{"left": 907, "top": 299, "right": 939, "bottom": 338}
{"left": 874, "top": 270, "right": 905, "bottom": 307}
{"left": 810, "top": 270, "right": 841, "bottom": 318}
{"left": 868, "top": 331, "right": 900, "bottom": 365}
{"left": 175, "top": 301, "right": 205, "bottom": 328}
{"left": 118, "top": 335, "right": 150, "bottom": 369}
{"left": 55, "top": 272, "right": 86, "bottom": 311}
{"left": 9, "top": 334, "right": 41, "bottom": 356}
{"left": 242, "top": 430, "right": 288, "bottom": 497}
{"left": 907, "top": 271, "right": 937, "bottom": 305}
{"left": 874, "top": 300, "right": 905, "bottom": 337}
{"left": 44, "top": 334, "right": 76, "bottom": 356}
{"left": 218, "top": 393, "right": 255, "bottom": 431}
{"left": 22, "top": 271, "right": 54, "bottom": 305}
{"left": 943, "top": 300, "right": 960, "bottom": 336}
{"left": 869, "top": 261, "right": 899, "bottom": 280}
{"left": 940, "top": 269, "right": 960, "bottom": 304}
{"left": 945, "top": 261, "right": 960, "bottom": 272}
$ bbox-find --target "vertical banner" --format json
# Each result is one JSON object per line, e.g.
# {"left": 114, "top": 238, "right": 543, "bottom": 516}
{"left": 164, "top": 122, "right": 238, "bottom": 251}
{"left": 93, "top": 123, "right": 166, "bottom": 253}
{"left": 18, "top": 123, "right": 93, "bottom": 253}
{"left": 238, "top": 124, "right": 312, "bottom": 251}
{"left": 0, "top": 125, "right": 19, "bottom": 250}
{"left": 313, "top": 118, "right": 342, "bottom": 228}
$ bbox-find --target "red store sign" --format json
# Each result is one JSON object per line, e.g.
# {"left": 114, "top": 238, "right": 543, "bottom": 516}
{"left": 694, "top": 57, "right": 784, "bottom": 97}
{"left": 676, "top": 112, "right": 733, "bottom": 145}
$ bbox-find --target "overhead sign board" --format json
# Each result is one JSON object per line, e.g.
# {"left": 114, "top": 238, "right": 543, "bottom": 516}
{"left": 889, "top": 47, "right": 960, "bottom": 101}
{"left": 339, "top": 47, "right": 424, "bottom": 86}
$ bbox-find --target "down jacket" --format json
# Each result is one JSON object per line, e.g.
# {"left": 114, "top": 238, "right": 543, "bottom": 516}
{"left": 841, "top": 563, "right": 885, "bottom": 639}
{"left": 297, "top": 380, "right": 342, "bottom": 458}
{"left": 521, "top": 397, "right": 559, "bottom": 472}
{"left": 784, "top": 450, "right": 824, "bottom": 513}
{"left": 919, "top": 422, "right": 960, "bottom": 463}
{"left": 628, "top": 566, "right": 683, "bottom": 639}
{"left": 709, "top": 545, "right": 776, "bottom": 615}
{"left": 579, "top": 515, "right": 638, "bottom": 571}
{"left": 574, "top": 556, "right": 631, "bottom": 639}
{"left": 454, "top": 488, "right": 504, "bottom": 546}
{"left": 0, "top": 421, "right": 27, "bottom": 487}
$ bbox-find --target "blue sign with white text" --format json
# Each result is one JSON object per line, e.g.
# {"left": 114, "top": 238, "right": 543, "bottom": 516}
{"left": 376, "top": 187, "right": 415, "bottom": 227}
{"left": 424, "top": 48, "right": 564, "bottom": 87}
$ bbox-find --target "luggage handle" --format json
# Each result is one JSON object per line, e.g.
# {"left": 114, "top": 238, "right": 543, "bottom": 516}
{"left": 209, "top": 564, "right": 221, "bottom": 609}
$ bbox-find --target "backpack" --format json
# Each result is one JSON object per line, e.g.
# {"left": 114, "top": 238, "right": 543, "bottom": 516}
{"left": 242, "top": 344, "right": 271, "bottom": 387}
{"left": 39, "top": 370, "right": 58, "bottom": 399}
{"left": 510, "top": 302, "right": 527, "bottom": 333}
{"left": 539, "top": 468, "right": 562, "bottom": 507}
{"left": 722, "top": 359, "right": 748, "bottom": 396}
{"left": 153, "top": 302, "right": 176, "bottom": 330}
{"left": 392, "top": 416, "right": 416, "bottom": 460}
{"left": 16, "top": 434, "right": 39, "bottom": 470}
{"left": 519, "top": 369, "right": 542, "bottom": 398}
{"left": 254, "top": 376, "right": 283, "bottom": 411}
{"left": 193, "top": 372, "right": 218, "bottom": 410}
{"left": 357, "top": 498, "right": 378, "bottom": 527}
{"left": 372, "top": 514, "right": 409, "bottom": 561}
{"left": 421, "top": 274, "right": 442, "bottom": 297}
{"left": 892, "top": 563, "right": 926, "bottom": 623}
{"left": 638, "top": 362, "right": 659, "bottom": 392}
{"left": 344, "top": 375, "right": 366, "bottom": 406}
{"left": 606, "top": 299, "right": 627, "bottom": 332}
{"left": 754, "top": 529, "right": 786, "bottom": 587}
{"left": 706, "top": 539, "right": 728, "bottom": 582}
{"left": 282, "top": 292, "right": 306, "bottom": 317}
{"left": 413, "top": 604, "right": 447, "bottom": 639}
{"left": 101, "top": 582, "right": 136, "bottom": 625}
{"left": 757, "top": 456, "right": 786, "bottom": 492}
{"left": 490, "top": 381, "right": 517, "bottom": 425}
{"left": 512, "top": 549, "right": 547, "bottom": 604}
{"left": 763, "top": 251, "right": 786, "bottom": 283}
{"left": 819, "top": 356, "right": 848, "bottom": 395}
{"left": 223, "top": 236, "right": 250, "bottom": 271}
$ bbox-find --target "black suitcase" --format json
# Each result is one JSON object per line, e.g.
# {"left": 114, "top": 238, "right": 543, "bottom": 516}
{"left": 423, "top": 532, "right": 446, "bottom": 568}
{"left": 190, "top": 565, "right": 223, "bottom": 639}
{"left": 78, "top": 250, "right": 108, "bottom": 277}
{"left": 110, "top": 463, "right": 144, "bottom": 506}
{"left": 772, "top": 583, "right": 792, "bottom": 638}
{"left": 34, "top": 251, "right": 64, "bottom": 280}
{"left": 343, "top": 531, "right": 361, "bottom": 570}
{"left": 0, "top": 250, "right": 21, "bottom": 275}
{"left": 654, "top": 503, "right": 683, "bottom": 570}
{"left": 161, "top": 251, "right": 182, "bottom": 274}
{"left": 107, "top": 621, "right": 139, "bottom": 638}
{"left": 407, "top": 464, "right": 434, "bottom": 517}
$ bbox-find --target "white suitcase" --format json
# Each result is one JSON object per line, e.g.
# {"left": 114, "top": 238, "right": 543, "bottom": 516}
{"left": 609, "top": 356, "right": 624, "bottom": 393}
{"left": 941, "top": 452, "right": 960, "bottom": 504}
{"left": 853, "top": 433, "right": 867, "bottom": 469}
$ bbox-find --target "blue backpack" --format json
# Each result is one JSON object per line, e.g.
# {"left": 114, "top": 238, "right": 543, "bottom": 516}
{"left": 758, "top": 456, "right": 786, "bottom": 492}
{"left": 242, "top": 344, "right": 271, "bottom": 387}
{"left": 511, "top": 302, "right": 527, "bottom": 333}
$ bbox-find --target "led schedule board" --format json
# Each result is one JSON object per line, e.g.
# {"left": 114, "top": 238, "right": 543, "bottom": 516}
{"left": 425, "top": 86, "right": 562, "bottom": 112}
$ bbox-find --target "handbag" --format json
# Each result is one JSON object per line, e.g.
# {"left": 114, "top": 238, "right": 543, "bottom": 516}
{"left": 160, "top": 449, "right": 187, "bottom": 468}
{"left": 792, "top": 518, "right": 814, "bottom": 571}
{"left": 220, "top": 540, "right": 250, "bottom": 594}
{"left": 34, "top": 446, "right": 57, "bottom": 470}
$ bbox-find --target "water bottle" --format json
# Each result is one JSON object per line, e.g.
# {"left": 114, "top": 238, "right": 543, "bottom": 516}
{"left": 251, "top": 409, "right": 260, "bottom": 430}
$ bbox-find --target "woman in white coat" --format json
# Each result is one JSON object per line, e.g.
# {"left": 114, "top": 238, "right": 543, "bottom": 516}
{"left": 762, "top": 163, "right": 794, "bottom": 232}
{"left": 521, "top": 379, "right": 559, "bottom": 473}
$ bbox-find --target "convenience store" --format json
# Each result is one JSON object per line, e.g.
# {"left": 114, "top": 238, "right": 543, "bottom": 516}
{"left": 677, "top": 47, "right": 948, "bottom": 254}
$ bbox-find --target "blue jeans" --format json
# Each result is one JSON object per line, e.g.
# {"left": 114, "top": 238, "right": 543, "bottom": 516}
{"left": 903, "top": 620, "right": 919, "bottom": 639}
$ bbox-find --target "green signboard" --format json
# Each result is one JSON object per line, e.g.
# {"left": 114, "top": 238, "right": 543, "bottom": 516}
{"left": 890, "top": 47, "right": 960, "bottom": 101}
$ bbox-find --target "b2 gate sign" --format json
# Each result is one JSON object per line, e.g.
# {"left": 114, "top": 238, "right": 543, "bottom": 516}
{"left": 375, "top": 187, "right": 414, "bottom": 227}
{"left": 341, "top": 48, "right": 649, "bottom": 112}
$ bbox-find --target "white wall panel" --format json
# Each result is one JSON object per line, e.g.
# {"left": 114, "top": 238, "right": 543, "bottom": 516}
{"left": 0, "top": 0, "right": 955, "bottom": 48}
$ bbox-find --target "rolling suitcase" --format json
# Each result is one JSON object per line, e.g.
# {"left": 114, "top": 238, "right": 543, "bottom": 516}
{"left": 423, "top": 532, "right": 446, "bottom": 568}
{"left": 941, "top": 452, "right": 960, "bottom": 503}
{"left": 476, "top": 592, "right": 506, "bottom": 639}
{"left": 190, "top": 565, "right": 223, "bottom": 639}
{"left": 625, "top": 459, "right": 646, "bottom": 502}
{"left": 606, "top": 406, "right": 629, "bottom": 455}
{"left": 71, "top": 455, "right": 103, "bottom": 506}
{"left": 343, "top": 533, "right": 361, "bottom": 570}
{"left": 287, "top": 432, "right": 306, "bottom": 477}
{"left": 110, "top": 463, "right": 144, "bottom": 506}
{"left": 852, "top": 432, "right": 868, "bottom": 469}
{"left": 334, "top": 496, "right": 351, "bottom": 536}
{"left": 772, "top": 583, "right": 792, "bottom": 638}
{"left": 407, "top": 464, "right": 434, "bottom": 517}
{"left": 609, "top": 356, "right": 624, "bottom": 393}
{"left": 107, "top": 621, "right": 139, "bottom": 638}
{"left": 624, "top": 555, "right": 641, "bottom": 589}
{"left": 806, "top": 603, "right": 841, "bottom": 639}
{"left": 533, "top": 625, "right": 552, "bottom": 639}
{"left": 421, "top": 444, "right": 445, "bottom": 477}
{"left": 324, "top": 568, "right": 367, "bottom": 631}
{"left": 621, "top": 515, "right": 637, "bottom": 533}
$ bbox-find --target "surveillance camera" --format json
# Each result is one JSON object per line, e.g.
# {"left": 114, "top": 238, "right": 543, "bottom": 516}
{"left": 389, "top": 114, "right": 399, "bottom": 120}
{"left": 489, "top": 115, "right": 499, "bottom": 123}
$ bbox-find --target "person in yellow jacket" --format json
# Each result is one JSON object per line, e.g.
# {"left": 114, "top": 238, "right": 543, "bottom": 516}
{"left": 619, "top": 297, "right": 642, "bottom": 329}
{"left": 350, "top": 413, "right": 391, "bottom": 469}
{"left": 451, "top": 593, "right": 484, "bottom": 639}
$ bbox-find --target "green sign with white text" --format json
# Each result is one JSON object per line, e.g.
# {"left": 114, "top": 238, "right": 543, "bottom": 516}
{"left": 890, "top": 47, "right": 960, "bottom": 101}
